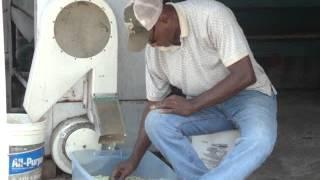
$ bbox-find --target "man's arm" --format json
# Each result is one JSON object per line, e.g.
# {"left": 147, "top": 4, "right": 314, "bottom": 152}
{"left": 159, "top": 56, "right": 256, "bottom": 115}
{"left": 112, "top": 101, "right": 159, "bottom": 179}
{"left": 191, "top": 55, "right": 256, "bottom": 111}
{"left": 129, "top": 101, "right": 158, "bottom": 162}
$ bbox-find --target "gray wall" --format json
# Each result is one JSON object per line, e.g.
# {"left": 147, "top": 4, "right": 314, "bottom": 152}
{"left": 104, "top": 0, "right": 147, "bottom": 147}
{"left": 105, "top": 0, "right": 146, "bottom": 100}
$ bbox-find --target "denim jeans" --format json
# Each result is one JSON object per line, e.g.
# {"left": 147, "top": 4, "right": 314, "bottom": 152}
{"left": 145, "top": 90, "right": 277, "bottom": 180}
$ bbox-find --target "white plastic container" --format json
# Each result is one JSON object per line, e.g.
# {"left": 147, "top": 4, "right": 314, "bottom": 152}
{"left": 192, "top": 130, "right": 240, "bottom": 169}
{"left": 7, "top": 114, "right": 47, "bottom": 180}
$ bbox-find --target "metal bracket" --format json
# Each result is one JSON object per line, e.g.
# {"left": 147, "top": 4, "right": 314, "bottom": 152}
{"left": 91, "top": 94, "right": 126, "bottom": 145}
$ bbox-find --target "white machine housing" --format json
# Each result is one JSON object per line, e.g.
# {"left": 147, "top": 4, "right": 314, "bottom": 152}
{"left": 23, "top": 0, "right": 126, "bottom": 173}
{"left": 24, "top": 0, "right": 118, "bottom": 122}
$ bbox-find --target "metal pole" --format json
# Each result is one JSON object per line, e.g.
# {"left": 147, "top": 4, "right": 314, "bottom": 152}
{"left": 0, "top": 0, "right": 9, "bottom": 177}
{"left": 13, "top": 69, "right": 27, "bottom": 88}
{"left": 0, "top": 3, "right": 7, "bottom": 121}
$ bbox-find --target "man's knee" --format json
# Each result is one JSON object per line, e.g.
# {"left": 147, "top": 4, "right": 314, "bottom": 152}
{"left": 239, "top": 115, "right": 277, "bottom": 155}
{"left": 250, "top": 131, "right": 277, "bottom": 156}
{"left": 145, "top": 110, "right": 168, "bottom": 136}
{"left": 144, "top": 110, "right": 178, "bottom": 138}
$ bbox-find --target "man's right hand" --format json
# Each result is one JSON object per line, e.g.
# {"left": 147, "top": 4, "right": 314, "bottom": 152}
{"left": 112, "top": 102, "right": 155, "bottom": 179}
{"left": 112, "top": 158, "right": 139, "bottom": 180}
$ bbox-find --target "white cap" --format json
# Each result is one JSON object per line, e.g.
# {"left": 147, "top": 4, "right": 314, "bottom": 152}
{"left": 127, "top": 0, "right": 163, "bottom": 31}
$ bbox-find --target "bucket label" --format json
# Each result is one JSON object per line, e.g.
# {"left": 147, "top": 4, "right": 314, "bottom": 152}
{"left": 9, "top": 146, "right": 44, "bottom": 175}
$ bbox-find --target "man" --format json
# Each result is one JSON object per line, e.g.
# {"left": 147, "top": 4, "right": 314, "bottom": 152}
{"left": 113, "top": 0, "right": 277, "bottom": 179}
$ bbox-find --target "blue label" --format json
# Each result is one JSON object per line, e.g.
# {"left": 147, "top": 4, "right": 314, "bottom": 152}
{"left": 9, "top": 146, "right": 44, "bottom": 175}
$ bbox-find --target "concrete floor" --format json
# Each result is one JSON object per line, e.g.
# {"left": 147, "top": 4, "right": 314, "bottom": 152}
{"left": 50, "top": 90, "right": 320, "bottom": 180}
{"left": 249, "top": 90, "right": 320, "bottom": 180}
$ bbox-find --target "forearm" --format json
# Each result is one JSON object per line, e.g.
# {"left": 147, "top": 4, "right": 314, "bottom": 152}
{"left": 129, "top": 103, "right": 153, "bottom": 162}
{"left": 191, "top": 57, "right": 256, "bottom": 111}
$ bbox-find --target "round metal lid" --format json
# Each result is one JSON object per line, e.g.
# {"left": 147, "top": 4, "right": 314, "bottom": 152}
{"left": 54, "top": 1, "right": 111, "bottom": 58}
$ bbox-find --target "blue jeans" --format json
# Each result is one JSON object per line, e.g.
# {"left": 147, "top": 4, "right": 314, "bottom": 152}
{"left": 145, "top": 90, "right": 277, "bottom": 180}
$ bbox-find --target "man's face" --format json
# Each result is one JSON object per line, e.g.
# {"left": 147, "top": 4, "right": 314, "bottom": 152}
{"left": 148, "top": 18, "right": 176, "bottom": 47}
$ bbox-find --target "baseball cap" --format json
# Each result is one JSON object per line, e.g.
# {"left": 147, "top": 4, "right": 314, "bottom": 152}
{"left": 124, "top": 0, "right": 163, "bottom": 51}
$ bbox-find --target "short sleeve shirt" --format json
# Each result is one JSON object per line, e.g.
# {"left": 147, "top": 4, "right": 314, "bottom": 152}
{"left": 145, "top": 0, "right": 276, "bottom": 101}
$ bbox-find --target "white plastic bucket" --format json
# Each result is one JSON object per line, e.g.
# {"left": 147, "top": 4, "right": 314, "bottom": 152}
{"left": 192, "top": 130, "right": 240, "bottom": 169}
{"left": 7, "top": 114, "right": 47, "bottom": 180}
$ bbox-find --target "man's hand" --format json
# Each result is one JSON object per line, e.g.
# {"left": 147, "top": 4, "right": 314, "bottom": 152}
{"left": 112, "top": 102, "right": 155, "bottom": 180}
{"left": 112, "top": 158, "right": 138, "bottom": 180}
{"left": 154, "top": 95, "right": 197, "bottom": 116}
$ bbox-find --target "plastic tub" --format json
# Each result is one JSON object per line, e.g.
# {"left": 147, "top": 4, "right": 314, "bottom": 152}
{"left": 71, "top": 149, "right": 177, "bottom": 180}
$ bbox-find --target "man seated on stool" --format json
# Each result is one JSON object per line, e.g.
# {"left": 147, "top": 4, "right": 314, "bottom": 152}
{"left": 113, "top": 0, "right": 278, "bottom": 179}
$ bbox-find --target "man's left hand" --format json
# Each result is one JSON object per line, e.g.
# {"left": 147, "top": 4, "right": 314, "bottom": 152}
{"left": 153, "top": 95, "right": 197, "bottom": 116}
